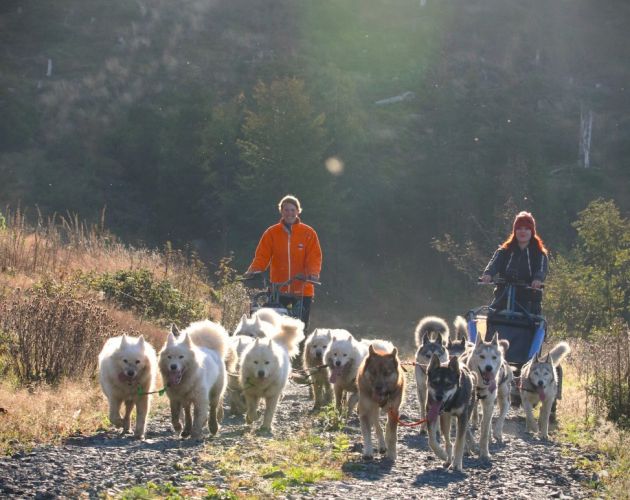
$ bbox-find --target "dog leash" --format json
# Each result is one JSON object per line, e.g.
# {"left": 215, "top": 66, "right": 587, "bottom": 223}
{"left": 388, "top": 409, "right": 429, "bottom": 427}
{"left": 136, "top": 385, "right": 168, "bottom": 396}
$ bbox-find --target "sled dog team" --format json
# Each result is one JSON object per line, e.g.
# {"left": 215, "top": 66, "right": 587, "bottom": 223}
{"left": 98, "top": 310, "right": 570, "bottom": 472}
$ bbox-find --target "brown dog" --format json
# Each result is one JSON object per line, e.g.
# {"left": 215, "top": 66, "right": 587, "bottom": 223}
{"left": 357, "top": 341, "right": 406, "bottom": 461}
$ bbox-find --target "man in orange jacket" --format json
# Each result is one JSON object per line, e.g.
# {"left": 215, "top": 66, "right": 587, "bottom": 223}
{"left": 245, "top": 194, "right": 322, "bottom": 341}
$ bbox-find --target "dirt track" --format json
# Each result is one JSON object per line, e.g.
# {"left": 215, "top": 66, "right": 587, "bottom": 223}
{"left": 0, "top": 374, "right": 590, "bottom": 499}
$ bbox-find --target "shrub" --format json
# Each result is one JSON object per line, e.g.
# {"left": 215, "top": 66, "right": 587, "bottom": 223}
{"left": 87, "top": 268, "right": 206, "bottom": 326}
{"left": 0, "top": 281, "right": 125, "bottom": 385}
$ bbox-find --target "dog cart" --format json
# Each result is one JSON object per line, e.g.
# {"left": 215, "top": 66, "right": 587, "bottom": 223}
{"left": 465, "top": 279, "right": 553, "bottom": 407}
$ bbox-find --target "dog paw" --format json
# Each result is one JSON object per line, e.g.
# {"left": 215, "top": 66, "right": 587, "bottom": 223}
{"left": 362, "top": 454, "right": 374, "bottom": 461}
{"left": 181, "top": 430, "right": 191, "bottom": 438}
{"left": 378, "top": 447, "right": 387, "bottom": 454}
{"left": 256, "top": 426, "right": 273, "bottom": 437}
{"left": 133, "top": 433, "right": 146, "bottom": 441}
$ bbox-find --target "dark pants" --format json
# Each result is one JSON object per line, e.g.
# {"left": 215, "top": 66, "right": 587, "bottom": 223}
{"left": 279, "top": 295, "right": 312, "bottom": 360}
{"left": 492, "top": 286, "right": 542, "bottom": 315}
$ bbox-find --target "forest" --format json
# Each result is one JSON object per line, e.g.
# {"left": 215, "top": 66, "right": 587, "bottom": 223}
{"left": 1, "top": 0, "right": 630, "bottom": 332}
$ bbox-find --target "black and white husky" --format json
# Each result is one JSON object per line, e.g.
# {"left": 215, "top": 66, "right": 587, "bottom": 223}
{"left": 519, "top": 341, "right": 571, "bottom": 439}
{"left": 413, "top": 316, "right": 450, "bottom": 433}
{"left": 426, "top": 354, "right": 475, "bottom": 472}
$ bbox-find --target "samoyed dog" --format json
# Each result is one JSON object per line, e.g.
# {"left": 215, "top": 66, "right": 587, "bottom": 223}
{"left": 98, "top": 334, "right": 157, "bottom": 440}
{"left": 239, "top": 316, "right": 305, "bottom": 432}
{"left": 324, "top": 329, "right": 369, "bottom": 414}
{"left": 226, "top": 334, "right": 255, "bottom": 415}
{"left": 159, "top": 320, "right": 231, "bottom": 440}
{"left": 233, "top": 308, "right": 285, "bottom": 338}
{"left": 303, "top": 328, "right": 334, "bottom": 410}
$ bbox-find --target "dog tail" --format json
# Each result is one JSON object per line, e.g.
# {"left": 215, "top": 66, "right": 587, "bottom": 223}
{"left": 452, "top": 315, "right": 469, "bottom": 342}
{"left": 548, "top": 341, "right": 571, "bottom": 367}
{"left": 272, "top": 316, "right": 306, "bottom": 358}
{"left": 182, "top": 319, "right": 229, "bottom": 358}
{"left": 414, "top": 316, "right": 449, "bottom": 347}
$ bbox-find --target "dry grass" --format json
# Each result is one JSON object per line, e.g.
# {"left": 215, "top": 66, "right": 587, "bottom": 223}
{"left": 0, "top": 380, "right": 107, "bottom": 455}
{"left": 560, "top": 346, "right": 630, "bottom": 498}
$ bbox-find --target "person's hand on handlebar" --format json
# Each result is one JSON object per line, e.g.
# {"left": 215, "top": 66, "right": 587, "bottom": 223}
{"left": 531, "top": 279, "right": 543, "bottom": 289}
{"left": 480, "top": 274, "right": 492, "bottom": 284}
{"left": 308, "top": 274, "right": 320, "bottom": 281}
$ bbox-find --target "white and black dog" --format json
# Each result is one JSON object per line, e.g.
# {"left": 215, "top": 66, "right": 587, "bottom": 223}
{"left": 519, "top": 341, "right": 571, "bottom": 439}
{"left": 426, "top": 354, "right": 475, "bottom": 472}
{"left": 413, "top": 316, "right": 450, "bottom": 433}
{"left": 463, "top": 331, "right": 512, "bottom": 460}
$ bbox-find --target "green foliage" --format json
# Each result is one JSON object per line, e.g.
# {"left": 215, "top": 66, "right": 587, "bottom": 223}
{"left": 88, "top": 269, "right": 205, "bottom": 326}
{"left": 119, "top": 481, "right": 183, "bottom": 500}
{"left": 0, "top": 211, "right": 5, "bottom": 231}
{"left": 546, "top": 199, "right": 630, "bottom": 336}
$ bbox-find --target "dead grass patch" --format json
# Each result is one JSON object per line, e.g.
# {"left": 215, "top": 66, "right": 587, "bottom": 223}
{"left": 0, "top": 379, "right": 107, "bottom": 455}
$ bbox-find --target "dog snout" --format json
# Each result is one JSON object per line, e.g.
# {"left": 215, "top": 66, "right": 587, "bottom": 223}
{"left": 170, "top": 364, "right": 178, "bottom": 371}
{"left": 257, "top": 370, "right": 266, "bottom": 378}
{"left": 485, "top": 365, "right": 493, "bottom": 372}
{"left": 537, "top": 380, "right": 544, "bottom": 387}
{"left": 315, "top": 349, "right": 323, "bottom": 358}
{"left": 435, "top": 394, "right": 443, "bottom": 402}
{"left": 126, "top": 369, "right": 135, "bottom": 377}
{"left": 335, "top": 360, "right": 341, "bottom": 367}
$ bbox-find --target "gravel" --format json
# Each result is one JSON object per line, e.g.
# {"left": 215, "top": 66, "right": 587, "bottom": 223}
{"left": 0, "top": 378, "right": 591, "bottom": 499}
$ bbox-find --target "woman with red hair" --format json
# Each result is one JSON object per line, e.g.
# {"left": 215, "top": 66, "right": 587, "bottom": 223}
{"left": 480, "top": 211, "right": 548, "bottom": 314}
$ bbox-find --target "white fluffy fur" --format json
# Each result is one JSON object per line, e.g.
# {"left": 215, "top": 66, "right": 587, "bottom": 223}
{"left": 303, "top": 328, "right": 333, "bottom": 410}
{"left": 98, "top": 335, "right": 157, "bottom": 439}
{"left": 324, "top": 330, "right": 369, "bottom": 414}
{"left": 158, "top": 320, "right": 229, "bottom": 440}
{"left": 239, "top": 322, "right": 305, "bottom": 432}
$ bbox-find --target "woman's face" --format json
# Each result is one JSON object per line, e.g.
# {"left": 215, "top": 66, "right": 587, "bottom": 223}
{"left": 515, "top": 226, "right": 532, "bottom": 246}
{"left": 280, "top": 203, "right": 299, "bottom": 224}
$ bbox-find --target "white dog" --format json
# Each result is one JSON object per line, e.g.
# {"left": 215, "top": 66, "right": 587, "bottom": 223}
{"left": 159, "top": 320, "right": 230, "bottom": 440}
{"left": 226, "top": 335, "right": 255, "bottom": 415}
{"left": 324, "top": 329, "right": 369, "bottom": 414}
{"left": 520, "top": 341, "right": 571, "bottom": 439}
{"left": 98, "top": 334, "right": 157, "bottom": 440}
{"left": 239, "top": 316, "right": 305, "bottom": 432}
{"left": 464, "top": 331, "right": 512, "bottom": 460}
{"left": 303, "top": 328, "right": 333, "bottom": 410}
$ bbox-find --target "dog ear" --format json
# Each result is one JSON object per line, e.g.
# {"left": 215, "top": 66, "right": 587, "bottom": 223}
{"left": 491, "top": 332, "right": 499, "bottom": 345}
{"left": 183, "top": 333, "right": 193, "bottom": 347}
{"left": 428, "top": 353, "right": 440, "bottom": 371}
{"left": 171, "top": 324, "right": 181, "bottom": 337}
{"left": 138, "top": 335, "right": 145, "bottom": 347}
{"left": 475, "top": 331, "right": 484, "bottom": 346}
{"left": 120, "top": 334, "right": 129, "bottom": 348}
{"left": 422, "top": 331, "right": 430, "bottom": 345}
{"left": 390, "top": 347, "right": 398, "bottom": 359}
{"left": 167, "top": 332, "right": 176, "bottom": 346}
{"left": 448, "top": 355, "right": 460, "bottom": 375}
{"left": 368, "top": 344, "right": 376, "bottom": 356}
{"left": 544, "top": 352, "right": 552, "bottom": 364}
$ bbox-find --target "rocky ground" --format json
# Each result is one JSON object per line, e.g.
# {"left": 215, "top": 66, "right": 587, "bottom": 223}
{"left": 0, "top": 375, "right": 592, "bottom": 499}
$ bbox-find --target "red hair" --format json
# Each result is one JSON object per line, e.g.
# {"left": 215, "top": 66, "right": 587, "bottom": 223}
{"left": 500, "top": 211, "right": 548, "bottom": 254}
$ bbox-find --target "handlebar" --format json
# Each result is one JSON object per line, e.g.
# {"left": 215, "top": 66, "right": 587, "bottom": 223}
{"left": 238, "top": 271, "right": 321, "bottom": 287}
{"left": 477, "top": 277, "right": 544, "bottom": 291}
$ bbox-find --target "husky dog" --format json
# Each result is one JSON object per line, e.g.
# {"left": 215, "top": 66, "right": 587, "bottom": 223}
{"left": 98, "top": 335, "right": 157, "bottom": 440}
{"left": 303, "top": 328, "right": 333, "bottom": 410}
{"left": 413, "top": 316, "right": 450, "bottom": 433}
{"left": 324, "top": 329, "right": 369, "bottom": 414}
{"left": 239, "top": 317, "right": 305, "bottom": 432}
{"left": 463, "top": 331, "right": 512, "bottom": 459}
{"left": 226, "top": 335, "right": 255, "bottom": 415}
{"left": 426, "top": 354, "right": 475, "bottom": 472}
{"left": 448, "top": 316, "right": 470, "bottom": 358}
{"left": 357, "top": 341, "right": 406, "bottom": 461}
{"left": 520, "top": 341, "right": 571, "bottom": 439}
{"left": 159, "top": 320, "right": 230, "bottom": 439}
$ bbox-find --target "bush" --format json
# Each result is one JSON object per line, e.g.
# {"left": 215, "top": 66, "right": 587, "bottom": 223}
{"left": 0, "top": 281, "right": 123, "bottom": 385}
{"left": 87, "top": 269, "right": 206, "bottom": 326}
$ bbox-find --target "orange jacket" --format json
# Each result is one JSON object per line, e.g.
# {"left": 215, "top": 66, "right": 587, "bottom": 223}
{"left": 248, "top": 218, "right": 322, "bottom": 297}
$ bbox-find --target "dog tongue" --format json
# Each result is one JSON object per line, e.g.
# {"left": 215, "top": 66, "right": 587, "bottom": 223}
{"left": 488, "top": 379, "right": 497, "bottom": 392}
{"left": 427, "top": 402, "right": 441, "bottom": 423}
{"left": 537, "top": 386, "right": 546, "bottom": 401}
{"left": 329, "top": 366, "right": 342, "bottom": 384}
{"left": 118, "top": 373, "right": 133, "bottom": 383}
{"left": 168, "top": 370, "right": 183, "bottom": 386}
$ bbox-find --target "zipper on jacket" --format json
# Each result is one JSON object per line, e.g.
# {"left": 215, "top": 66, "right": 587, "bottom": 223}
{"left": 287, "top": 231, "right": 292, "bottom": 294}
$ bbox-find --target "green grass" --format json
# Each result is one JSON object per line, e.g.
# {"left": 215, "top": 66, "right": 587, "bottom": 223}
{"left": 119, "top": 481, "right": 184, "bottom": 500}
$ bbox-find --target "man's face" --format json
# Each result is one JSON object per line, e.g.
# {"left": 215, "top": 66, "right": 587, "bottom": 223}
{"left": 281, "top": 203, "right": 299, "bottom": 224}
